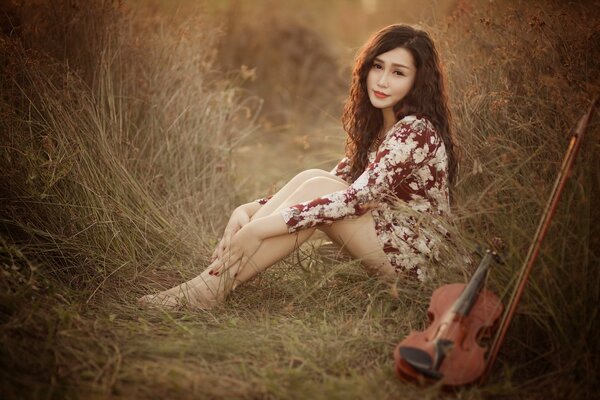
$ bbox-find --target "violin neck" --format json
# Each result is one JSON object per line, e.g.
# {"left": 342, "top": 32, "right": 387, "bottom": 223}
{"left": 452, "top": 250, "right": 495, "bottom": 317}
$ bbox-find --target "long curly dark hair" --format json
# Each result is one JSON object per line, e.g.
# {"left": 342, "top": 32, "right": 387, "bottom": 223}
{"left": 342, "top": 24, "right": 459, "bottom": 188}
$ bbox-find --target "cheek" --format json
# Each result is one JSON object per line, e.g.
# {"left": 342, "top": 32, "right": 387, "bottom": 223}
{"left": 366, "top": 72, "right": 376, "bottom": 89}
{"left": 394, "top": 80, "right": 414, "bottom": 97}
{"left": 405, "top": 77, "right": 416, "bottom": 94}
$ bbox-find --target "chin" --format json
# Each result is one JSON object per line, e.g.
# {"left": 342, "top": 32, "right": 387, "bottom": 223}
{"left": 369, "top": 99, "right": 392, "bottom": 109}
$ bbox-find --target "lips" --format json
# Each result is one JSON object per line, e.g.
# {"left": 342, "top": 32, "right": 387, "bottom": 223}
{"left": 373, "top": 90, "right": 390, "bottom": 99}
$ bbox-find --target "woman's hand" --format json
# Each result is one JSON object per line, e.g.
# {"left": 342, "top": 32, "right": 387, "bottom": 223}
{"left": 209, "top": 223, "right": 262, "bottom": 277}
{"left": 211, "top": 206, "right": 251, "bottom": 262}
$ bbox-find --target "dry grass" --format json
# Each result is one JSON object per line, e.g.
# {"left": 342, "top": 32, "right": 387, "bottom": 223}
{"left": 1, "top": 0, "right": 599, "bottom": 399}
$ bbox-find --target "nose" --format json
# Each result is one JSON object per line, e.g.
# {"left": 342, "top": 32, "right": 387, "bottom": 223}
{"left": 377, "top": 71, "right": 389, "bottom": 88}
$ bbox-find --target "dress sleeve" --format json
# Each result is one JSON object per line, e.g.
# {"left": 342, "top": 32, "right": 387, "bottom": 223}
{"left": 279, "top": 118, "right": 441, "bottom": 234}
{"left": 329, "top": 156, "right": 353, "bottom": 183}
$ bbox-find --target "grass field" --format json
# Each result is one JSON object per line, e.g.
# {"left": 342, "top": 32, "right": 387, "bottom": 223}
{"left": 1, "top": 0, "right": 599, "bottom": 398}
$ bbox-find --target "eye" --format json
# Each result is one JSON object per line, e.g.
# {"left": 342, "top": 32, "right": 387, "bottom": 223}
{"left": 372, "top": 62, "right": 383, "bottom": 69}
{"left": 394, "top": 70, "right": 405, "bottom": 76}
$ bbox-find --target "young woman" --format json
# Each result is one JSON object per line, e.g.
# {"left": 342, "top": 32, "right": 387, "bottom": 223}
{"left": 139, "top": 24, "right": 458, "bottom": 310}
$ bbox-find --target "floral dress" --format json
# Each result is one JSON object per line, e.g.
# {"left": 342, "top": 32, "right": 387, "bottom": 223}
{"left": 254, "top": 115, "right": 451, "bottom": 281}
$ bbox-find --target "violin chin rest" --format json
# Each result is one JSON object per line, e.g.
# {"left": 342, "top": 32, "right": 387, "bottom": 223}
{"left": 398, "top": 346, "right": 443, "bottom": 380}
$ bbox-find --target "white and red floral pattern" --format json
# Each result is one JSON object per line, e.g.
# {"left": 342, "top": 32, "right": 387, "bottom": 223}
{"left": 254, "top": 115, "right": 450, "bottom": 281}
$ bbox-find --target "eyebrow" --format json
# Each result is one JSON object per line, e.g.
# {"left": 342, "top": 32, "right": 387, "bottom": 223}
{"left": 373, "top": 57, "right": 411, "bottom": 70}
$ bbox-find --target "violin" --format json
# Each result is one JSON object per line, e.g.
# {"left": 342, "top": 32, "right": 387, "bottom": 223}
{"left": 394, "top": 250, "right": 502, "bottom": 387}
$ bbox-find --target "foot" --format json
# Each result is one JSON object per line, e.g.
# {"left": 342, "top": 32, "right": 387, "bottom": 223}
{"left": 137, "top": 271, "right": 230, "bottom": 311}
{"left": 137, "top": 292, "right": 183, "bottom": 310}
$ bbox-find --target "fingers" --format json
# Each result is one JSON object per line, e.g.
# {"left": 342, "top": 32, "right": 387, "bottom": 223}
{"left": 209, "top": 251, "right": 238, "bottom": 276}
{"left": 218, "top": 231, "right": 235, "bottom": 260}
{"left": 213, "top": 222, "right": 242, "bottom": 262}
{"left": 217, "top": 237, "right": 225, "bottom": 260}
{"left": 221, "top": 234, "right": 231, "bottom": 256}
{"left": 211, "top": 245, "right": 219, "bottom": 262}
{"left": 212, "top": 236, "right": 225, "bottom": 261}
{"left": 209, "top": 252, "right": 246, "bottom": 278}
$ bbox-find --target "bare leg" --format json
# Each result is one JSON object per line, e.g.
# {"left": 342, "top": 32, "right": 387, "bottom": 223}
{"left": 138, "top": 169, "right": 342, "bottom": 303}
{"left": 142, "top": 177, "right": 349, "bottom": 309}
{"left": 142, "top": 177, "right": 393, "bottom": 308}
{"left": 319, "top": 212, "right": 396, "bottom": 280}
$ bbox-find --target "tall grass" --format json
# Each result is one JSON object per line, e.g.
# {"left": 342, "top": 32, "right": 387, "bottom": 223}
{"left": 0, "top": 0, "right": 598, "bottom": 399}
{"left": 1, "top": 1, "right": 261, "bottom": 290}
{"left": 1, "top": 2, "right": 260, "bottom": 395}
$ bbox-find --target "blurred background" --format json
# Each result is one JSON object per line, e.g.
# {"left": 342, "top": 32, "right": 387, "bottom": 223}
{"left": 1, "top": 0, "right": 598, "bottom": 398}
{"left": 130, "top": 0, "right": 461, "bottom": 196}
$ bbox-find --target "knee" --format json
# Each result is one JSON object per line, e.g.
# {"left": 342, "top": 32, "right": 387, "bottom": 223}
{"left": 298, "top": 176, "right": 348, "bottom": 193}
{"left": 293, "top": 169, "right": 331, "bottom": 184}
{"left": 284, "top": 174, "right": 349, "bottom": 205}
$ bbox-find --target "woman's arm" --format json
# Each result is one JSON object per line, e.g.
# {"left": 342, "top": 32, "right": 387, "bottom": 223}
{"left": 276, "top": 117, "right": 443, "bottom": 235}
{"left": 243, "top": 118, "right": 440, "bottom": 240}
{"left": 210, "top": 119, "right": 441, "bottom": 277}
{"left": 239, "top": 158, "right": 351, "bottom": 240}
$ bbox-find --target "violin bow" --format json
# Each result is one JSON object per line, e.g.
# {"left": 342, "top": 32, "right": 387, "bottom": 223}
{"left": 480, "top": 98, "right": 598, "bottom": 384}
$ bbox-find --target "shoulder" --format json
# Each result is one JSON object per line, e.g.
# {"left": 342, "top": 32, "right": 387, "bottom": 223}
{"left": 389, "top": 115, "right": 440, "bottom": 146}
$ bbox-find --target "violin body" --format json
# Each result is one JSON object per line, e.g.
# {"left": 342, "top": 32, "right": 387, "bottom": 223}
{"left": 394, "top": 283, "right": 503, "bottom": 386}
{"left": 394, "top": 250, "right": 503, "bottom": 387}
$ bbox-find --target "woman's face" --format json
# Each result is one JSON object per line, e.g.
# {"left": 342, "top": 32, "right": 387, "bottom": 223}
{"left": 366, "top": 47, "right": 416, "bottom": 112}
